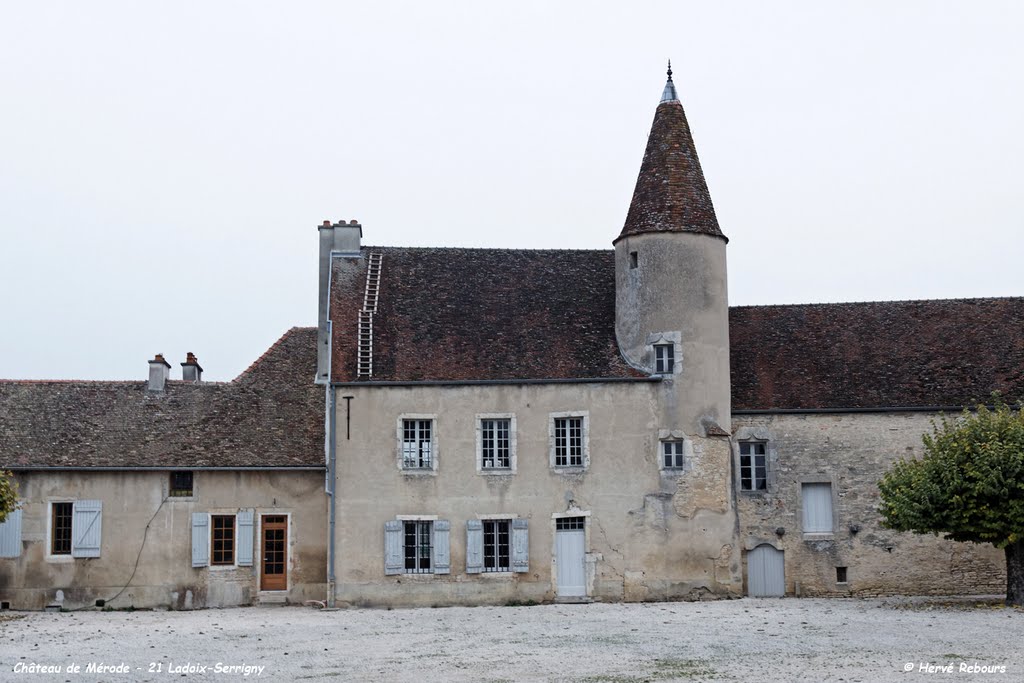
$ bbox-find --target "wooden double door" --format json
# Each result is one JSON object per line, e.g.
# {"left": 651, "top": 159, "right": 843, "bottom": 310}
{"left": 261, "top": 515, "right": 288, "bottom": 591}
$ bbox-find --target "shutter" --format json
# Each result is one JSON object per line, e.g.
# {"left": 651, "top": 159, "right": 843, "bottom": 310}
{"left": 511, "top": 518, "right": 529, "bottom": 572}
{"left": 237, "top": 509, "right": 255, "bottom": 567}
{"left": 191, "top": 513, "right": 209, "bottom": 567}
{"left": 0, "top": 508, "right": 22, "bottom": 558}
{"left": 71, "top": 500, "right": 102, "bottom": 558}
{"left": 466, "top": 520, "right": 483, "bottom": 574}
{"left": 432, "top": 520, "right": 450, "bottom": 575}
{"left": 384, "top": 520, "right": 403, "bottom": 575}
{"left": 802, "top": 483, "right": 834, "bottom": 533}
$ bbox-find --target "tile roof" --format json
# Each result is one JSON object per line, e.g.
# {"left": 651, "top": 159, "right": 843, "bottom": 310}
{"left": 0, "top": 327, "right": 324, "bottom": 469}
{"left": 329, "top": 247, "right": 646, "bottom": 383}
{"left": 616, "top": 97, "right": 726, "bottom": 244}
{"left": 731, "top": 298, "right": 1024, "bottom": 410}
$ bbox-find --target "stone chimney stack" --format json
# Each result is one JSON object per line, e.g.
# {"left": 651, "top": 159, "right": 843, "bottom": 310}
{"left": 181, "top": 352, "right": 203, "bottom": 382}
{"left": 317, "top": 219, "right": 362, "bottom": 384}
{"left": 148, "top": 354, "right": 171, "bottom": 392}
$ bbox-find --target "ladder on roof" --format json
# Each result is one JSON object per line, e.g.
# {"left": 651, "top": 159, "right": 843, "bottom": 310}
{"left": 357, "top": 253, "right": 383, "bottom": 379}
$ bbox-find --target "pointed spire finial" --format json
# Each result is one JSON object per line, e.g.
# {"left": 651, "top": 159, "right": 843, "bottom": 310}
{"left": 660, "top": 59, "right": 678, "bottom": 103}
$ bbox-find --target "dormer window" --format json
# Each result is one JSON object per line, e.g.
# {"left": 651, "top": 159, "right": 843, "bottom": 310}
{"left": 654, "top": 343, "right": 675, "bottom": 374}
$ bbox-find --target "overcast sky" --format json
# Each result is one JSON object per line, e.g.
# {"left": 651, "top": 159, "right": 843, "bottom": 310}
{"left": 1, "top": 2, "right": 1021, "bottom": 381}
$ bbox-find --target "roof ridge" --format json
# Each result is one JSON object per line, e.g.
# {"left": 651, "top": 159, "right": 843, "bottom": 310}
{"left": 730, "top": 296, "right": 1024, "bottom": 310}
{"left": 363, "top": 245, "right": 615, "bottom": 254}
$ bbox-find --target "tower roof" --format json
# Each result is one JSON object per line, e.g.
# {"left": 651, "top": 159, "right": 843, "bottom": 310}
{"left": 616, "top": 64, "right": 726, "bottom": 244}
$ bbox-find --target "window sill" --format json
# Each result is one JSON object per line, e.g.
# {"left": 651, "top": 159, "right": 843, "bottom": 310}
{"left": 478, "top": 571, "right": 515, "bottom": 579}
{"left": 660, "top": 468, "right": 685, "bottom": 475}
{"left": 399, "top": 573, "right": 438, "bottom": 581}
{"left": 802, "top": 532, "right": 835, "bottom": 541}
{"left": 45, "top": 555, "right": 75, "bottom": 564}
{"left": 551, "top": 467, "right": 587, "bottom": 475}
{"left": 168, "top": 495, "right": 197, "bottom": 502}
{"left": 400, "top": 469, "right": 438, "bottom": 477}
{"left": 479, "top": 469, "right": 515, "bottom": 476}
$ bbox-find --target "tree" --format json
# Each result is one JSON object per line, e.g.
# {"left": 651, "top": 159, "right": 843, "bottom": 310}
{"left": 878, "top": 401, "right": 1024, "bottom": 606}
{"left": 0, "top": 470, "right": 16, "bottom": 524}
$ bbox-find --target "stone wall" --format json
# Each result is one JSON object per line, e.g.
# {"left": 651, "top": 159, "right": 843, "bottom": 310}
{"left": 732, "top": 412, "right": 1005, "bottom": 597}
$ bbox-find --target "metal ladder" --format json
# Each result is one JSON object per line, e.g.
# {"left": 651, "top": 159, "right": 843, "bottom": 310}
{"left": 357, "top": 253, "right": 383, "bottom": 378}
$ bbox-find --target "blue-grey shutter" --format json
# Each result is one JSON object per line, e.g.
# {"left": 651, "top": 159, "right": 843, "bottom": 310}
{"left": 511, "top": 518, "right": 529, "bottom": 572}
{"left": 466, "top": 520, "right": 483, "bottom": 574}
{"left": 0, "top": 508, "right": 22, "bottom": 558}
{"left": 432, "top": 520, "right": 450, "bottom": 575}
{"left": 237, "top": 509, "right": 254, "bottom": 567}
{"left": 802, "top": 483, "right": 834, "bottom": 533}
{"left": 191, "top": 513, "right": 209, "bottom": 567}
{"left": 71, "top": 500, "right": 102, "bottom": 558}
{"left": 384, "top": 520, "right": 403, "bottom": 575}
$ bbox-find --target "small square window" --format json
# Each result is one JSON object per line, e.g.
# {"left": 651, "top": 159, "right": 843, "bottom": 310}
{"left": 739, "top": 441, "right": 768, "bottom": 491}
{"left": 211, "top": 515, "right": 235, "bottom": 565}
{"left": 654, "top": 343, "right": 675, "bottom": 374}
{"left": 662, "top": 441, "right": 685, "bottom": 469}
{"left": 170, "top": 471, "right": 194, "bottom": 497}
{"left": 51, "top": 502, "right": 73, "bottom": 555}
{"left": 403, "top": 521, "right": 433, "bottom": 574}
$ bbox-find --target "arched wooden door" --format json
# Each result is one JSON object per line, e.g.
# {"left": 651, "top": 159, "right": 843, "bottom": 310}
{"left": 747, "top": 544, "right": 785, "bottom": 597}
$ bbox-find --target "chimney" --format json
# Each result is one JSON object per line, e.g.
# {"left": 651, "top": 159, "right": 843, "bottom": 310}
{"left": 148, "top": 354, "right": 171, "bottom": 392}
{"left": 317, "top": 218, "right": 363, "bottom": 384}
{"left": 181, "top": 352, "right": 203, "bottom": 382}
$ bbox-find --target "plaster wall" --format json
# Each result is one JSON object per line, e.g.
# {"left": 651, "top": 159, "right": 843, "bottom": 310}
{"left": 332, "top": 382, "right": 740, "bottom": 607}
{"left": 732, "top": 412, "right": 1006, "bottom": 597}
{"left": 0, "top": 470, "right": 327, "bottom": 610}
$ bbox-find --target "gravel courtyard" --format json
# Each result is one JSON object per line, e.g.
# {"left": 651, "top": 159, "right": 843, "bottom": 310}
{"left": 1, "top": 598, "right": 1021, "bottom": 682}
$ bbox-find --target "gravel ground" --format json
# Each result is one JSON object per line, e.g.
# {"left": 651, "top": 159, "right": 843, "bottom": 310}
{"left": 1, "top": 598, "right": 1021, "bottom": 682}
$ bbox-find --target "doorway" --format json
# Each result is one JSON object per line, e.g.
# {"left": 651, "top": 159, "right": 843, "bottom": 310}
{"left": 261, "top": 515, "right": 288, "bottom": 591}
{"left": 746, "top": 544, "right": 785, "bottom": 597}
{"left": 555, "top": 516, "right": 586, "bottom": 598}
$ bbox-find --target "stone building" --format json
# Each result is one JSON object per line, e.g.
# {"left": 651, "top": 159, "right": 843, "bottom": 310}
{"left": 1, "top": 67, "right": 1021, "bottom": 609}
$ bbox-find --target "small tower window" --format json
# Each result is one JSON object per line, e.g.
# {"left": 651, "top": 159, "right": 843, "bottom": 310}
{"left": 629, "top": 251, "right": 638, "bottom": 269}
{"left": 654, "top": 343, "right": 675, "bottom": 374}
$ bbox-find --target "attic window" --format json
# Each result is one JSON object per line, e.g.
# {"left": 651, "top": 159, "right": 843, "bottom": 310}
{"left": 629, "top": 251, "right": 638, "bottom": 269}
{"left": 170, "top": 471, "right": 194, "bottom": 497}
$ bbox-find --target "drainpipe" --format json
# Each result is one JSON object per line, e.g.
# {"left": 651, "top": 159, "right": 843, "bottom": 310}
{"left": 326, "top": 384, "right": 338, "bottom": 607}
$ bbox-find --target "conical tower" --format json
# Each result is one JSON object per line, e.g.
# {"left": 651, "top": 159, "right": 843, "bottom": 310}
{"left": 615, "top": 62, "right": 730, "bottom": 433}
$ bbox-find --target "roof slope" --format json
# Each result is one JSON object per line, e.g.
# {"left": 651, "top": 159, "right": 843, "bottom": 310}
{"left": 616, "top": 89, "right": 725, "bottom": 243}
{"left": 731, "top": 298, "right": 1024, "bottom": 410}
{"left": 329, "top": 247, "right": 645, "bottom": 383}
{"left": 0, "top": 327, "right": 324, "bottom": 469}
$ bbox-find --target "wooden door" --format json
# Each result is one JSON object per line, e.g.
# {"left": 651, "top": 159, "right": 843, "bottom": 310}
{"left": 261, "top": 515, "right": 288, "bottom": 591}
{"left": 747, "top": 544, "right": 785, "bottom": 597}
{"left": 555, "top": 517, "right": 586, "bottom": 597}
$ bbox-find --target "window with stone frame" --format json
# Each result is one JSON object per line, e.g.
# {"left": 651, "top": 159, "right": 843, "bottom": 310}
{"left": 402, "top": 419, "right": 433, "bottom": 469}
{"left": 482, "top": 519, "right": 511, "bottom": 573}
{"left": 50, "top": 502, "right": 73, "bottom": 555}
{"left": 403, "top": 520, "right": 433, "bottom": 574}
{"left": 739, "top": 441, "right": 768, "bottom": 491}
{"left": 654, "top": 343, "right": 675, "bottom": 374}
{"left": 480, "top": 417, "right": 511, "bottom": 470}
{"left": 662, "top": 440, "right": 686, "bottom": 469}
{"left": 553, "top": 417, "right": 584, "bottom": 468}
{"left": 170, "top": 471, "right": 194, "bottom": 497}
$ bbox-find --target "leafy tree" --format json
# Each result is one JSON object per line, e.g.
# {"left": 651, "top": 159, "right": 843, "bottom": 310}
{"left": 0, "top": 470, "right": 16, "bottom": 523}
{"left": 878, "top": 401, "right": 1024, "bottom": 606}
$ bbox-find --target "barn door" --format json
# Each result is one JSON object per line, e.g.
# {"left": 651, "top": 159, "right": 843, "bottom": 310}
{"left": 261, "top": 515, "right": 288, "bottom": 591}
{"left": 747, "top": 544, "right": 785, "bottom": 597}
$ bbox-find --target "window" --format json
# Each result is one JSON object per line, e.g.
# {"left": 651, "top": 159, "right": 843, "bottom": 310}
{"left": 836, "top": 566, "right": 848, "bottom": 584}
{"left": 384, "top": 519, "right": 450, "bottom": 575}
{"left": 555, "top": 516, "right": 585, "bottom": 531}
{"left": 552, "top": 415, "right": 585, "bottom": 468}
{"left": 51, "top": 502, "right": 72, "bottom": 555}
{"left": 629, "top": 251, "right": 638, "bottom": 269}
{"left": 802, "top": 483, "right": 834, "bottom": 534}
{"left": 402, "top": 419, "right": 433, "bottom": 469}
{"left": 662, "top": 440, "right": 685, "bottom": 469}
{"left": 739, "top": 441, "right": 767, "bottom": 491}
{"left": 483, "top": 520, "right": 511, "bottom": 573}
{"left": 211, "top": 515, "right": 235, "bottom": 565}
{"left": 654, "top": 343, "right": 675, "bottom": 374}
{"left": 403, "top": 521, "right": 433, "bottom": 574}
{"left": 48, "top": 500, "right": 102, "bottom": 558}
{"left": 479, "top": 416, "right": 513, "bottom": 471}
{"left": 170, "top": 471, "right": 194, "bottom": 497}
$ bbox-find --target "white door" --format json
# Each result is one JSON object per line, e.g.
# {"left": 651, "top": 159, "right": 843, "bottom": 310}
{"left": 555, "top": 517, "right": 586, "bottom": 597}
{"left": 747, "top": 544, "right": 785, "bottom": 597}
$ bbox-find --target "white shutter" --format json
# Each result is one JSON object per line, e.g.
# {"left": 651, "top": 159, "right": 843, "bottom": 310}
{"left": 71, "top": 500, "right": 102, "bottom": 558}
{"left": 237, "top": 509, "right": 254, "bottom": 567}
{"left": 0, "top": 508, "right": 22, "bottom": 558}
{"left": 432, "top": 520, "right": 450, "bottom": 575}
{"left": 384, "top": 521, "right": 403, "bottom": 575}
{"left": 191, "top": 513, "right": 209, "bottom": 567}
{"left": 466, "top": 520, "right": 483, "bottom": 574}
{"left": 511, "top": 518, "right": 529, "bottom": 572}
{"left": 802, "top": 483, "right": 834, "bottom": 533}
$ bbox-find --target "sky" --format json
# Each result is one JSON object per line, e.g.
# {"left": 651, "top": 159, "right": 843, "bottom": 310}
{"left": 1, "top": 2, "right": 1021, "bottom": 381}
